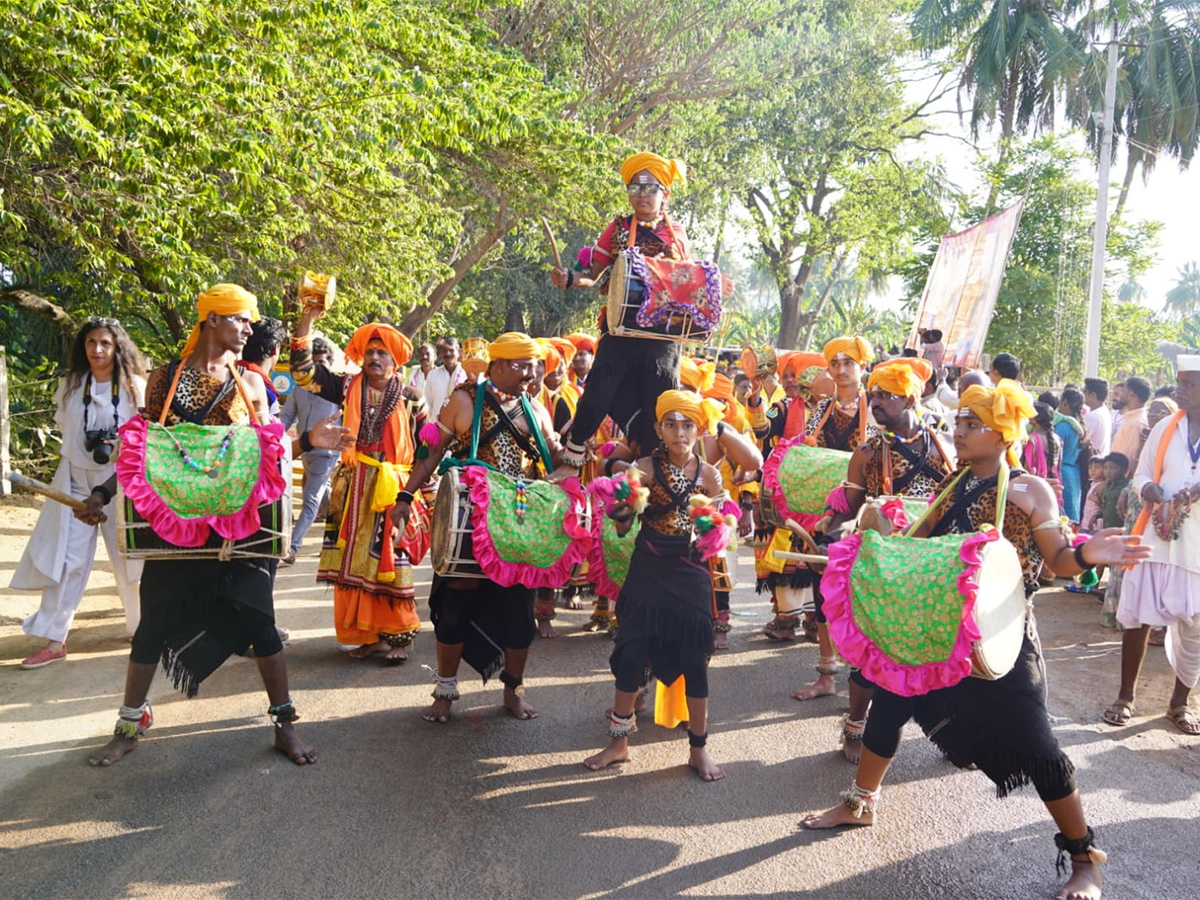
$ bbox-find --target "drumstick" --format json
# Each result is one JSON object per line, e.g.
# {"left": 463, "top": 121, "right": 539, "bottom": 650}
{"left": 8, "top": 471, "right": 89, "bottom": 511}
{"left": 783, "top": 518, "right": 820, "bottom": 554}
{"left": 540, "top": 217, "right": 564, "bottom": 271}
{"left": 774, "top": 551, "right": 828, "bottom": 566}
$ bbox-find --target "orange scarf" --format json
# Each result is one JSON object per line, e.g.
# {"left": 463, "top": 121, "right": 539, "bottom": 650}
{"left": 1130, "top": 409, "right": 1186, "bottom": 542}
{"left": 340, "top": 373, "right": 414, "bottom": 467}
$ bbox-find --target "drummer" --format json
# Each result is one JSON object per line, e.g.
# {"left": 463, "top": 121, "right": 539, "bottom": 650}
{"left": 83, "top": 284, "right": 317, "bottom": 768}
{"left": 801, "top": 379, "right": 1151, "bottom": 900}
{"left": 549, "top": 152, "right": 691, "bottom": 473}
{"left": 746, "top": 351, "right": 828, "bottom": 643}
{"left": 791, "top": 336, "right": 879, "bottom": 701}
{"left": 819, "top": 357, "right": 957, "bottom": 762}
{"left": 392, "top": 332, "right": 563, "bottom": 723}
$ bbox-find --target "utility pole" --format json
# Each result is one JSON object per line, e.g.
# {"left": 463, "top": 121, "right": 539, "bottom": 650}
{"left": 1084, "top": 23, "right": 1119, "bottom": 378}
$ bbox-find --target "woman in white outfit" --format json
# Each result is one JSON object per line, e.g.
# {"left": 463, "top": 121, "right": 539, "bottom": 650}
{"left": 12, "top": 318, "right": 147, "bottom": 668}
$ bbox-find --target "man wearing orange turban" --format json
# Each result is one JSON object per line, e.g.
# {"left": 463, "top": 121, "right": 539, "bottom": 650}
{"left": 547, "top": 151, "right": 695, "bottom": 474}
{"left": 291, "top": 304, "right": 430, "bottom": 663}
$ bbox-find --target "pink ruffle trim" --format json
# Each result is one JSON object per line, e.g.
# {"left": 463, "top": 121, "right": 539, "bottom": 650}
{"left": 762, "top": 434, "right": 820, "bottom": 523}
{"left": 879, "top": 497, "right": 911, "bottom": 530}
{"left": 820, "top": 529, "right": 997, "bottom": 697}
{"left": 462, "top": 466, "right": 591, "bottom": 589}
{"left": 586, "top": 478, "right": 623, "bottom": 600}
{"left": 116, "top": 416, "right": 287, "bottom": 548}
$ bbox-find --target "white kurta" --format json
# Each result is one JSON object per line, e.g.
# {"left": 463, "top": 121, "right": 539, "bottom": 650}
{"left": 12, "top": 375, "right": 146, "bottom": 642}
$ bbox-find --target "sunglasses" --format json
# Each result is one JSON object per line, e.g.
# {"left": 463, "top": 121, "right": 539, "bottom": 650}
{"left": 87, "top": 316, "right": 121, "bottom": 327}
{"left": 626, "top": 183, "right": 665, "bottom": 196}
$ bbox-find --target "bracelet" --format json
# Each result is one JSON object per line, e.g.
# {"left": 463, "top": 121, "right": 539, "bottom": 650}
{"left": 740, "top": 500, "right": 755, "bottom": 511}
{"left": 91, "top": 484, "right": 113, "bottom": 505}
{"left": 298, "top": 430, "right": 313, "bottom": 454}
{"left": 1073, "top": 542, "right": 1094, "bottom": 572}
{"left": 290, "top": 335, "right": 311, "bottom": 350}
{"left": 395, "top": 490, "right": 415, "bottom": 505}
{"left": 566, "top": 270, "right": 575, "bottom": 289}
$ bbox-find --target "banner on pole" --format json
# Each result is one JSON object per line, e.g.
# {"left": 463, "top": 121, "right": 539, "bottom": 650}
{"left": 906, "top": 201, "right": 1024, "bottom": 369}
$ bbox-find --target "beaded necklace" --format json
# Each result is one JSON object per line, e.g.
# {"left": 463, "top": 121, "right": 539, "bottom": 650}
{"left": 153, "top": 421, "right": 242, "bottom": 477}
{"left": 883, "top": 421, "right": 927, "bottom": 445}
{"left": 486, "top": 380, "right": 522, "bottom": 403}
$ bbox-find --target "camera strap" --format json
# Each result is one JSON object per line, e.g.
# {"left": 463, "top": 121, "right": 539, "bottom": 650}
{"left": 83, "top": 372, "right": 122, "bottom": 435}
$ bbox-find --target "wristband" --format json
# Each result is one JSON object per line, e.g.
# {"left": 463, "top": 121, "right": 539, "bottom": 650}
{"left": 298, "top": 430, "right": 314, "bottom": 454}
{"left": 91, "top": 484, "right": 113, "bottom": 506}
{"left": 395, "top": 490, "right": 415, "bottom": 505}
{"left": 1073, "top": 542, "right": 1094, "bottom": 572}
{"left": 740, "top": 500, "right": 755, "bottom": 511}
{"left": 716, "top": 421, "right": 726, "bottom": 438}
{"left": 290, "top": 335, "right": 311, "bottom": 350}
{"left": 566, "top": 270, "right": 575, "bottom": 289}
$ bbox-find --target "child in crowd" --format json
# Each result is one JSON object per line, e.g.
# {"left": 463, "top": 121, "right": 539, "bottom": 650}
{"left": 1080, "top": 456, "right": 1105, "bottom": 533}
{"left": 1088, "top": 453, "right": 1130, "bottom": 532}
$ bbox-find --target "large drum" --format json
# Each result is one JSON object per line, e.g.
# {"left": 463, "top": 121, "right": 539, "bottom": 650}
{"left": 606, "top": 248, "right": 728, "bottom": 343}
{"left": 821, "top": 527, "right": 1027, "bottom": 696}
{"left": 761, "top": 436, "right": 852, "bottom": 530}
{"left": 117, "top": 489, "right": 291, "bottom": 559}
{"left": 431, "top": 465, "right": 592, "bottom": 589}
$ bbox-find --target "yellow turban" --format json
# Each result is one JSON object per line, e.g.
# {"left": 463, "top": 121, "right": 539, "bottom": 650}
{"left": 655, "top": 389, "right": 724, "bottom": 435}
{"left": 680, "top": 357, "right": 716, "bottom": 392}
{"left": 181, "top": 283, "right": 259, "bottom": 360}
{"left": 822, "top": 336, "right": 872, "bottom": 366}
{"left": 345, "top": 323, "right": 412, "bottom": 368}
{"left": 867, "top": 359, "right": 925, "bottom": 402}
{"left": 488, "top": 332, "right": 540, "bottom": 361}
{"left": 959, "top": 379, "right": 1035, "bottom": 462}
{"left": 620, "top": 152, "right": 687, "bottom": 188}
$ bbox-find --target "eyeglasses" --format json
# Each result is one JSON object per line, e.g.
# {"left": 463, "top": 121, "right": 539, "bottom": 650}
{"left": 867, "top": 389, "right": 904, "bottom": 403}
{"left": 87, "top": 316, "right": 121, "bottom": 327}
{"left": 626, "top": 183, "right": 665, "bottom": 196}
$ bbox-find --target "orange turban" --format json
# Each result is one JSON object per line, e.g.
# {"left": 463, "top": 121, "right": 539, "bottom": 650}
{"left": 535, "top": 339, "right": 563, "bottom": 372}
{"left": 867, "top": 359, "right": 925, "bottom": 402}
{"left": 822, "top": 336, "right": 872, "bottom": 366}
{"left": 182, "top": 283, "right": 259, "bottom": 360}
{"left": 655, "top": 389, "right": 723, "bottom": 435}
{"left": 488, "top": 332, "right": 540, "bottom": 361}
{"left": 620, "top": 152, "right": 687, "bottom": 187}
{"left": 680, "top": 357, "right": 716, "bottom": 392}
{"left": 345, "top": 323, "right": 412, "bottom": 368}
{"left": 565, "top": 332, "right": 597, "bottom": 354}
{"left": 703, "top": 373, "right": 735, "bottom": 403}
{"left": 959, "top": 379, "right": 1035, "bottom": 464}
{"left": 548, "top": 337, "right": 576, "bottom": 368}
{"left": 779, "top": 351, "right": 827, "bottom": 381}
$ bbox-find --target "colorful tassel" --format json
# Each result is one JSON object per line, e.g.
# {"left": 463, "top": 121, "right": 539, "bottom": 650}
{"left": 418, "top": 422, "right": 442, "bottom": 446}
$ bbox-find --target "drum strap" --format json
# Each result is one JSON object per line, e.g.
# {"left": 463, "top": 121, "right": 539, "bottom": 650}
{"left": 884, "top": 434, "right": 948, "bottom": 496}
{"left": 924, "top": 466, "right": 1014, "bottom": 538}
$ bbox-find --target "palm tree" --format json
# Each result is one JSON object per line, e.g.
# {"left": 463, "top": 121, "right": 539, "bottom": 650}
{"left": 1066, "top": 1, "right": 1200, "bottom": 219}
{"left": 912, "top": 0, "right": 1082, "bottom": 201}
{"left": 1165, "top": 260, "right": 1200, "bottom": 319}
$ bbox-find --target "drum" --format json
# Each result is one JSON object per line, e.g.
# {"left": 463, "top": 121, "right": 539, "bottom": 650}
{"left": 740, "top": 343, "right": 777, "bottom": 380}
{"left": 589, "top": 515, "right": 641, "bottom": 601}
{"left": 117, "top": 488, "right": 291, "bottom": 559}
{"left": 430, "top": 466, "right": 485, "bottom": 579}
{"left": 821, "top": 527, "right": 1027, "bottom": 696}
{"left": 606, "top": 248, "right": 728, "bottom": 343}
{"left": 431, "top": 465, "right": 593, "bottom": 588}
{"left": 761, "top": 436, "right": 852, "bottom": 530}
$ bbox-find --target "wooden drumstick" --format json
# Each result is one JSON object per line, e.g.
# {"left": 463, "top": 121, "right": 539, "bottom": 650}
{"left": 773, "top": 550, "right": 828, "bottom": 566}
{"left": 8, "top": 471, "right": 89, "bottom": 511}
{"left": 540, "top": 217, "right": 564, "bottom": 271}
{"left": 783, "top": 518, "right": 821, "bottom": 554}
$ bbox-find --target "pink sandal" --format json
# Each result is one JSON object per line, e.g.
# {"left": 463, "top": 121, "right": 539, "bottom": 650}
{"left": 20, "top": 645, "right": 67, "bottom": 669}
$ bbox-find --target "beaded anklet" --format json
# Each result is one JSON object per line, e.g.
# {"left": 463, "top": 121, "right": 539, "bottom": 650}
{"left": 607, "top": 710, "right": 637, "bottom": 739}
{"left": 114, "top": 702, "right": 154, "bottom": 740}
{"left": 431, "top": 674, "right": 460, "bottom": 702}
{"left": 268, "top": 699, "right": 299, "bottom": 726}
{"left": 815, "top": 655, "right": 841, "bottom": 676}
{"left": 840, "top": 782, "right": 880, "bottom": 818}
{"left": 840, "top": 714, "right": 866, "bottom": 742}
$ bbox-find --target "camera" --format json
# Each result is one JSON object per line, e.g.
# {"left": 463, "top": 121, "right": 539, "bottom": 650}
{"left": 84, "top": 428, "right": 118, "bottom": 465}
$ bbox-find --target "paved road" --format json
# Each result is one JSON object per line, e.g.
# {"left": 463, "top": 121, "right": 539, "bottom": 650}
{"left": 1, "top": 535, "right": 1198, "bottom": 899}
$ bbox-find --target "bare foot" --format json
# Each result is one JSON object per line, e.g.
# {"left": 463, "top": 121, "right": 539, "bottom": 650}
{"left": 274, "top": 723, "right": 317, "bottom": 765}
{"left": 502, "top": 688, "right": 538, "bottom": 720}
{"left": 688, "top": 746, "right": 725, "bottom": 781}
{"left": 713, "top": 626, "right": 729, "bottom": 650}
{"left": 842, "top": 734, "right": 862, "bottom": 764}
{"left": 583, "top": 741, "right": 629, "bottom": 771}
{"left": 546, "top": 463, "right": 581, "bottom": 484}
{"left": 1055, "top": 858, "right": 1102, "bottom": 900}
{"left": 764, "top": 625, "right": 796, "bottom": 642}
{"left": 582, "top": 617, "right": 607, "bottom": 633}
{"left": 349, "top": 640, "right": 387, "bottom": 659}
{"left": 384, "top": 644, "right": 408, "bottom": 663}
{"left": 792, "top": 673, "right": 836, "bottom": 701}
{"left": 537, "top": 619, "right": 557, "bottom": 639}
{"left": 801, "top": 802, "right": 874, "bottom": 829}
{"left": 88, "top": 735, "right": 138, "bottom": 767}
{"left": 422, "top": 697, "right": 454, "bottom": 723}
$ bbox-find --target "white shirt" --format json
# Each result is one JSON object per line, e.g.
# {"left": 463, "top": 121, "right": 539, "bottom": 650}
{"left": 58, "top": 374, "right": 145, "bottom": 471}
{"left": 423, "top": 363, "right": 466, "bottom": 418}
{"left": 406, "top": 366, "right": 431, "bottom": 401}
{"left": 1131, "top": 412, "right": 1200, "bottom": 573}
{"left": 1083, "top": 405, "right": 1112, "bottom": 456}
